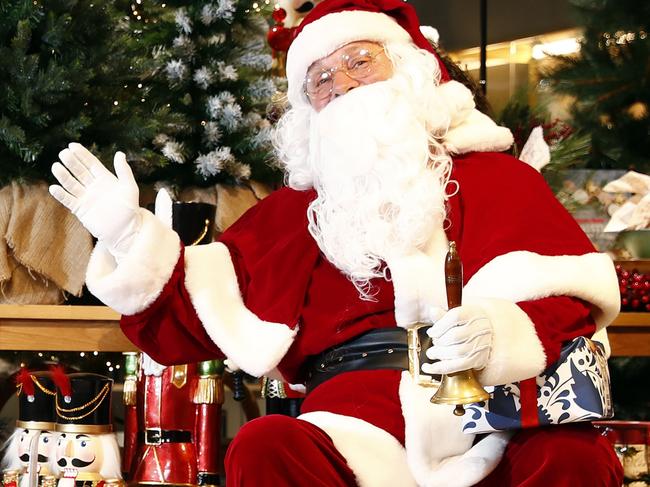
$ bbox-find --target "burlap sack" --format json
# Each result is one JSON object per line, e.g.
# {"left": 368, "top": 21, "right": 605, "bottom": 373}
{"left": 0, "top": 182, "right": 92, "bottom": 304}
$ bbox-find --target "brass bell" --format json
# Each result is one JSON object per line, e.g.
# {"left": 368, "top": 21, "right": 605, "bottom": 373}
{"left": 431, "top": 241, "right": 490, "bottom": 416}
{"left": 430, "top": 369, "right": 490, "bottom": 416}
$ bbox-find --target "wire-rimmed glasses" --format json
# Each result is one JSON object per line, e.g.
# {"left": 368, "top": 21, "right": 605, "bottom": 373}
{"left": 304, "top": 44, "right": 387, "bottom": 103}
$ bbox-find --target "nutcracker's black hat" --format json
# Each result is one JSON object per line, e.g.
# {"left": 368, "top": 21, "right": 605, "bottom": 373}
{"left": 54, "top": 372, "right": 113, "bottom": 434}
{"left": 16, "top": 370, "right": 57, "bottom": 430}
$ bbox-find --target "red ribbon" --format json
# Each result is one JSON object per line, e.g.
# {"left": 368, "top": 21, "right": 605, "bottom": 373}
{"left": 519, "top": 378, "right": 539, "bottom": 428}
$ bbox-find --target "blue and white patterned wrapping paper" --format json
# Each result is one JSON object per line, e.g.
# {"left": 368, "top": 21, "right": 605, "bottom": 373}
{"left": 462, "top": 337, "right": 613, "bottom": 434}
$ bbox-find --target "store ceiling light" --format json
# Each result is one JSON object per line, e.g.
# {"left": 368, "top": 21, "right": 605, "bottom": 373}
{"left": 532, "top": 38, "right": 580, "bottom": 59}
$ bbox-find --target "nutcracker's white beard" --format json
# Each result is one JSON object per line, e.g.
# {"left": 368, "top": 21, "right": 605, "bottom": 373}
{"left": 275, "top": 42, "right": 454, "bottom": 298}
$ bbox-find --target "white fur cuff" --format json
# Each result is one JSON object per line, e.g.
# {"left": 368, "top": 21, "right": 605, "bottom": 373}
{"left": 463, "top": 297, "right": 547, "bottom": 386}
{"left": 86, "top": 209, "right": 181, "bottom": 316}
{"left": 464, "top": 251, "right": 620, "bottom": 330}
{"left": 184, "top": 243, "right": 297, "bottom": 377}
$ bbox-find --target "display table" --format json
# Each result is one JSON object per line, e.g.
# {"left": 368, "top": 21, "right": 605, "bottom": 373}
{"left": 609, "top": 312, "right": 650, "bottom": 356}
{"left": 0, "top": 304, "right": 648, "bottom": 356}
{"left": 0, "top": 304, "right": 134, "bottom": 352}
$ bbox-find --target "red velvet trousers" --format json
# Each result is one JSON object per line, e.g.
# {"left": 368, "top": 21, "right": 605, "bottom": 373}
{"left": 225, "top": 415, "right": 623, "bottom": 486}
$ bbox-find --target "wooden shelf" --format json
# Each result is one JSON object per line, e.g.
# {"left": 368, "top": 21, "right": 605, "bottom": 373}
{"left": 0, "top": 305, "right": 135, "bottom": 352}
{"left": 608, "top": 312, "right": 650, "bottom": 357}
{"left": 0, "top": 305, "right": 649, "bottom": 356}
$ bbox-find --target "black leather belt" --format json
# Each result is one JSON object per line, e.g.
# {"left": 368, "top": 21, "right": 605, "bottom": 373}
{"left": 305, "top": 327, "right": 436, "bottom": 393}
{"left": 138, "top": 429, "right": 192, "bottom": 445}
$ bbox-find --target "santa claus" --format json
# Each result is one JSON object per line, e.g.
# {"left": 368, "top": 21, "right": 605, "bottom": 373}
{"left": 49, "top": 0, "right": 623, "bottom": 485}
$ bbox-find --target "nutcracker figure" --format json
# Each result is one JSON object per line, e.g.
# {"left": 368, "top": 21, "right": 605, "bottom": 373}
{"left": 121, "top": 354, "right": 224, "bottom": 486}
{"left": 51, "top": 372, "right": 121, "bottom": 487}
{"left": 1, "top": 370, "right": 57, "bottom": 487}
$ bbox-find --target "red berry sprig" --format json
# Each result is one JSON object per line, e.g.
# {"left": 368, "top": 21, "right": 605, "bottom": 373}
{"left": 616, "top": 264, "right": 650, "bottom": 312}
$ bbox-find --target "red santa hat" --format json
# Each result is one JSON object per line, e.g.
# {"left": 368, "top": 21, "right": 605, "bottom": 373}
{"left": 285, "top": 0, "right": 515, "bottom": 154}
{"left": 286, "top": 0, "right": 450, "bottom": 104}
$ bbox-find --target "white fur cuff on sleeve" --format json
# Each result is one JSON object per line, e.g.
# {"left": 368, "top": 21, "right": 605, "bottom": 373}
{"left": 85, "top": 208, "right": 181, "bottom": 316}
{"left": 463, "top": 297, "right": 547, "bottom": 386}
{"left": 184, "top": 243, "right": 297, "bottom": 377}
{"left": 464, "top": 251, "right": 620, "bottom": 330}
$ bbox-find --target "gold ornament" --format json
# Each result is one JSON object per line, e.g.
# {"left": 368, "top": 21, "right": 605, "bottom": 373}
{"left": 627, "top": 102, "right": 648, "bottom": 120}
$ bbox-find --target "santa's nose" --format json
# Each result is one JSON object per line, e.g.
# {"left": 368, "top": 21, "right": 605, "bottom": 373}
{"left": 331, "top": 71, "right": 360, "bottom": 98}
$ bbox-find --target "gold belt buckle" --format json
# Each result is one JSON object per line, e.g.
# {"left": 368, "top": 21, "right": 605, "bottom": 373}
{"left": 407, "top": 323, "right": 439, "bottom": 388}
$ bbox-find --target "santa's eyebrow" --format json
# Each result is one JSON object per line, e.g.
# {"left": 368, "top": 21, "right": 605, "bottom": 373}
{"left": 75, "top": 434, "right": 90, "bottom": 439}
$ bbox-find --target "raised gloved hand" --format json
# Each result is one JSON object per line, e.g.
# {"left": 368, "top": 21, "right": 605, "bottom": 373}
{"left": 421, "top": 303, "right": 492, "bottom": 376}
{"left": 49, "top": 143, "right": 141, "bottom": 261}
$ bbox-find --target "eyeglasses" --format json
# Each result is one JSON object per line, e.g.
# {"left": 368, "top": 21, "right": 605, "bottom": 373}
{"left": 304, "top": 46, "right": 387, "bottom": 101}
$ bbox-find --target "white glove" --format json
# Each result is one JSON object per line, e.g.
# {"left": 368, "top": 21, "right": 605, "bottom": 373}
{"left": 421, "top": 303, "right": 492, "bottom": 376}
{"left": 49, "top": 143, "right": 141, "bottom": 261}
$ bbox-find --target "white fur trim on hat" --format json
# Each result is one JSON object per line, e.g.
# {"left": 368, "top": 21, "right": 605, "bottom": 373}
{"left": 429, "top": 80, "right": 515, "bottom": 155}
{"left": 287, "top": 10, "right": 412, "bottom": 105}
{"left": 184, "top": 243, "right": 297, "bottom": 377}
{"left": 86, "top": 208, "right": 181, "bottom": 316}
{"left": 298, "top": 411, "right": 416, "bottom": 487}
{"left": 420, "top": 25, "right": 440, "bottom": 46}
{"left": 443, "top": 109, "right": 515, "bottom": 155}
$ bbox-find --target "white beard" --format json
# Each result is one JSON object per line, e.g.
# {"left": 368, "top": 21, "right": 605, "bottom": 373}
{"left": 305, "top": 74, "right": 452, "bottom": 297}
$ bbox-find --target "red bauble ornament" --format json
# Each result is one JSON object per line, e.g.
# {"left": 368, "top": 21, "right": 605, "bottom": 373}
{"left": 268, "top": 25, "right": 295, "bottom": 52}
{"left": 273, "top": 7, "right": 287, "bottom": 23}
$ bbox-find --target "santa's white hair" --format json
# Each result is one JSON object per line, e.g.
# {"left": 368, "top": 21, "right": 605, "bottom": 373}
{"left": 273, "top": 41, "right": 454, "bottom": 298}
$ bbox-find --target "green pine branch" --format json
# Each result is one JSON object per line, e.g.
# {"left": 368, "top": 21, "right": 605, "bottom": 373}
{"left": 542, "top": 0, "right": 650, "bottom": 172}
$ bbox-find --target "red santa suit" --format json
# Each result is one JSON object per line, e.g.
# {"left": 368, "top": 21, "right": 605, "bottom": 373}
{"left": 81, "top": 1, "right": 622, "bottom": 484}
{"left": 85, "top": 153, "right": 622, "bottom": 487}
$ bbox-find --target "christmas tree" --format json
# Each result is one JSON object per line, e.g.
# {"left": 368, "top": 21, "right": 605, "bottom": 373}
{"left": 121, "top": 0, "right": 281, "bottom": 188}
{"left": 0, "top": 0, "right": 281, "bottom": 188}
{"left": 0, "top": 0, "right": 169, "bottom": 186}
{"left": 543, "top": 0, "right": 650, "bottom": 172}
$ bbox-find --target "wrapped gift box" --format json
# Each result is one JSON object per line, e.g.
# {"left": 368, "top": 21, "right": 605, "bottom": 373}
{"left": 462, "top": 337, "right": 613, "bottom": 434}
